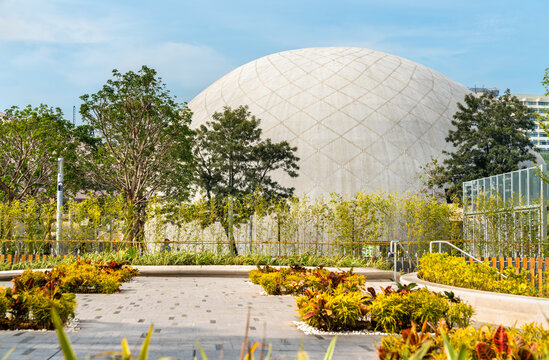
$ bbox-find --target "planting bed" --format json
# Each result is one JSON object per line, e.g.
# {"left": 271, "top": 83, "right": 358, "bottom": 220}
{"left": 250, "top": 266, "right": 474, "bottom": 334}
{"left": 401, "top": 272, "right": 549, "bottom": 328}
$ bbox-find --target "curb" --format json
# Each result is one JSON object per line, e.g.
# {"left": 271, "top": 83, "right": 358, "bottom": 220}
{"left": 0, "top": 266, "right": 396, "bottom": 281}
{"left": 401, "top": 272, "right": 549, "bottom": 327}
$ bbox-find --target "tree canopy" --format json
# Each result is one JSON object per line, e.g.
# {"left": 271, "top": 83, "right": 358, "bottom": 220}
{"left": 425, "top": 90, "right": 536, "bottom": 198}
{"left": 0, "top": 104, "right": 91, "bottom": 203}
{"left": 192, "top": 105, "right": 299, "bottom": 254}
{"left": 193, "top": 105, "right": 299, "bottom": 200}
{"left": 79, "top": 66, "right": 194, "bottom": 245}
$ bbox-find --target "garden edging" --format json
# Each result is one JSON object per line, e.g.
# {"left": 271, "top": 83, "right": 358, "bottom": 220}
{"left": 0, "top": 265, "right": 395, "bottom": 281}
{"left": 400, "top": 272, "right": 549, "bottom": 328}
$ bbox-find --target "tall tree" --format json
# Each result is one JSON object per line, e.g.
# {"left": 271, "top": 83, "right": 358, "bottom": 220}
{"left": 0, "top": 104, "right": 91, "bottom": 203}
{"left": 427, "top": 90, "right": 536, "bottom": 198}
{"left": 193, "top": 105, "right": 299, "bottom": 253}
{"left": 79, "top": 66, "right": 194, "bottom": 246}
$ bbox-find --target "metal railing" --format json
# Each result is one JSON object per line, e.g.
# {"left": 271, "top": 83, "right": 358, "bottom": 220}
{"left": 389, "top": 240, "right": 417, "bottom": 281}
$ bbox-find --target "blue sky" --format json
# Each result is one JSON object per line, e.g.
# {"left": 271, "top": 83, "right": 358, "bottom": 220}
{"left": 0, "top": 0, "right": 547, "bottom": 123}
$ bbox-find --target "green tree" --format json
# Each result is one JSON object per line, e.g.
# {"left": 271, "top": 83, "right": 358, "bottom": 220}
{"left": 0, "top": 104, "right": 91, "bottom": 203}
{"left": 427, "top": 90, "right": 536, "bottom": 198}
{"left": 193, "top": 105, "right": 299, "bottom": 254}
{"left": 79, "top": 66, "right": 194, "bottom": 247}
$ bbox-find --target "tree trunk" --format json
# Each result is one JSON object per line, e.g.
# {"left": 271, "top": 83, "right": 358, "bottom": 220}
{"left": 223, "top": 221, "right": 238, "bottom": 256}
{"left": 124, "top": 200, "right": 148, "bottom": 252}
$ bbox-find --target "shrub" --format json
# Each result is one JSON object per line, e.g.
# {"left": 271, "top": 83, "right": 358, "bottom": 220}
{"left": 250, "top": 265, "right": 365, "bottom": 296}
{"left": 0, "top": 281, "right": 76, "bottom": 330}
{"left": 296, "top": 287, "right": 369, "bottom": 331}
{"left": 369, "top": 288, "right": 473, "bottom": 333}
{"left": 258, "top": 272, "right": 285, "bottom": 295}
{"left": 418, "top": 253, "right": 544, "bottom": 297}
{"left": 378, "top": 321, "right": 549, "bottom": 360}
{"left": 13, "top": 260, "right": 138, "bottom": 295}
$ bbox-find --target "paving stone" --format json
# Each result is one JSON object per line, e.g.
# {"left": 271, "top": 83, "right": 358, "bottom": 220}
{"left": 0, "top": 277, "right": 388, "bottom": 359}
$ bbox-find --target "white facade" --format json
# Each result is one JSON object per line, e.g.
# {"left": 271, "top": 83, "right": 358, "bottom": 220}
{"left": 188, "top": 47, "right": 470, "bottom": 196}
{"left": 514, "top": 94, "right": 549, "bottom": 153}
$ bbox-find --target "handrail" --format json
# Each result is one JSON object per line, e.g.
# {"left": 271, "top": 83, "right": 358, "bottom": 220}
{"left": 429, "top": 240, "right": 507, "bottom": 278}
{"left": 389, "top": 240, "right": 417, "bottom": 281}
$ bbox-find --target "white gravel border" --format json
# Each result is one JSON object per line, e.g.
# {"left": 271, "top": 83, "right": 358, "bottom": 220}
{"left": 293, "top": 321, "right": 389, "bottom": 336}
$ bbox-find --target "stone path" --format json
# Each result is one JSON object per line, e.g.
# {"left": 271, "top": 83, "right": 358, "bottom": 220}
{"left": 0, "top": 277, "right": 393, "bottom": 360}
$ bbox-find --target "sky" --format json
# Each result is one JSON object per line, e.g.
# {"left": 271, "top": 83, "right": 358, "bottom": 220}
{"left": 0, "top": 0, "right": 548, "bottom": 124}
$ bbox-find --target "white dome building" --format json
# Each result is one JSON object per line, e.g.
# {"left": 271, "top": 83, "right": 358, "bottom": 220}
{"left": 188, "top": 47, "right": 470, "bottom": 196}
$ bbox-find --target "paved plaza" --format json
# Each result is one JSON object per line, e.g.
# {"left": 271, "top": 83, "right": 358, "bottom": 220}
{"left": 0, "top": 277, "right": 392, "bottom": 360}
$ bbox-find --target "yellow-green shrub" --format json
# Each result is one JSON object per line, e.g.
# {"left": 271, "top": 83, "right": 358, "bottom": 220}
{"left": 419, "top": 253, "right": 544, "bottom": 297}
{"left": 296, "top": 287, "right": 369, "bottom": 331}
{"left": 0, "top": 284, "right": 76, "bottom": 330}
{"left": 249, "top": 266, "right": 365, "bottom": 295}
{"left": 368, "top": 288, "right": 474, "bottom": 333}
{"left": 378, "top": 321, "right": 549, "bottom": 360}
{"left": 14, "top": 260, "right": 137, "bottom": 295}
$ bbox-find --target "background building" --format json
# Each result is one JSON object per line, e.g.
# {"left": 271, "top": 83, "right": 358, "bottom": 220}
{"left": 188, "top": 47, "right": 470, "bottom": 196}
{"left": 513, "top": 94, "right": 549, "bottom": 153}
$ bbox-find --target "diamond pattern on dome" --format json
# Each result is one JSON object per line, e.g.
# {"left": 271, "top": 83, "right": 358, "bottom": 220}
{"left": 322, "top": 112, "right": 359, "bottom": 136}
{"left": 321, "top": 137, "right": 362, "bottom": 165}
{"left": 188, "top": 47, "right": 470, "bottom": 196}
{"left": 301, "top": 123, "right": 340, "bottom": 149}
{"left": 284, "top": 111, "right": 318, "bottom": 135}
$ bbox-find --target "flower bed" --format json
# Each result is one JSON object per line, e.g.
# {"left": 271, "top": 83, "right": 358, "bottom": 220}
{"left": 418, "top": 253, "right": 549, "bottom": 297}
{"left": 250, "top": 266, "right": 474, "bottom": 333}
{"left": 378, "top": 321, "right": 549, "bottom": 359}
{"left": 0, "top": 260, "right": 138, "bottom": 330}
{"left": 16, "top": 260, "right": 139, "bottom": 294}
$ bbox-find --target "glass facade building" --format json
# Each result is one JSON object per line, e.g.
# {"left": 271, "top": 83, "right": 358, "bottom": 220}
{"left": 514, "top": 94, "right": 549, "bottom": 152}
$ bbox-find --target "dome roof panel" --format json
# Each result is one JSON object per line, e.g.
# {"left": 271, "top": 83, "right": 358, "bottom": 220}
{"left": 188, "top": 47, "right": 470, "bottom": 196}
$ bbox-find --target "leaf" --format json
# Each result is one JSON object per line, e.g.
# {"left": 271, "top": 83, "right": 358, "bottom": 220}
{"left": 493, "top": 325, "right": 509, "bottom": 354}
{"left": 323, "top": 336, "right": 337, "bottom": 360}
{"left": 51, "top": 309, "right": 78, "bottom": 360}
{"left": 244, "top": 342, "right": 260, "bottom": 359}
{"left": 409, "top": 341, "right": 432, "bottom": 360}
{"left": 475, "top": 342, "right": 495, "bottom": 360}
{"left": 264, "top": 344, "right": 272, "bottom": 360}
{"left": 1, "top": 347, "right": 14, "bottom": 360}
{"left": 518, "top": 348, "right": 535, "bottom": 360}
{"left": 296, "top": 350, "right": 309, "bottom": 360}
{"left": 138, "top": 325, "right": 154, "bottom": 360}
{"left": 302, "top": 312, "right": 316, "bottom": 319}
{"left": 121, "top": 338, "right": 131, "bottom": 357}
{"left": 195, "top": 340, "right": 208, "bottom": 360}
{"left": 442, "top": 332, "right": 458, "bottom": 360}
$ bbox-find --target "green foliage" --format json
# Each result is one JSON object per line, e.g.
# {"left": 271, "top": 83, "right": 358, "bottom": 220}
{"left": 193, "top": 105, "right": 299, "bottom": 200}
{"left": 0, "top": 190, "right": 460, "bottom": 259}
{"left": 192, "top": 105, "right": 300, "bottom": 254}
{"left": 296, "top": 287, "right": 369, "bottom": 331}
{"left": 0, "top": 278, "right": 76, "bottom": 330}
{"left": 368, "top": 288, "right": 473, "bottom": 333}
{"left": 153, "top": 190, "right": 461, "bottom": 257}
{"left": 79, "top": 66, "right": 194, "bottom": 245}
{"left": 0, "top": 250, "right": 388, "bottom": 271}
{"left": 251, "top": 266, "right": 473, "bottom": 333}
{"left": 0, "top": 104, "right": 94, "bottom": 204}
{"left": 428, "top": 90, "right": 536, "bottom": 198}
{"left": 419, "top": 253, "right": 547, "bottom": 297}
{"left": 379, "top": 321, "right": 549, "bottom": 360}
{"left": 250, "top": 266, "right": 366, "bottom": 295}
{"left": 14, "top": 260, "right": 138, "bottom": 294}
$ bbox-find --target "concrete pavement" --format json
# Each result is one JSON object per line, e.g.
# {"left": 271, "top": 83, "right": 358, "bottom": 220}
{"left": 0, "top": 276, "right": 391, "bottom": 360}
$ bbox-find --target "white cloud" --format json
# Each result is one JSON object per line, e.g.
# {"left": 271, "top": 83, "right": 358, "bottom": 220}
{"left": 0, "top": 0, "right": 114, "bottom": 43}
{"left": 62, "top": 41, "right": 236, "bottom": 100}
